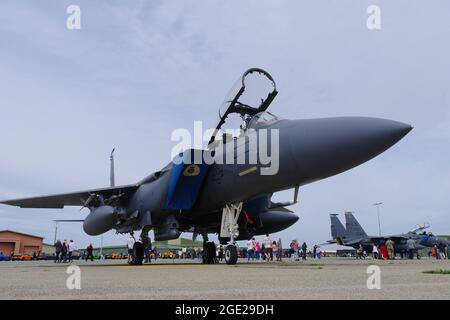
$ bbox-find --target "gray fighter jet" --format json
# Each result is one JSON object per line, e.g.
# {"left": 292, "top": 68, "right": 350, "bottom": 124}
{"left": 329, "top": 212, "right": 450, "bottom": 257}
{"left": 0, "top": 68, "right": 412, "bottom": 265}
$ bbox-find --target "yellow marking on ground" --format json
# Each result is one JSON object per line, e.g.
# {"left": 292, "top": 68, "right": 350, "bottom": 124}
{"left": 114, "top": 264, "right": 224, "bottom": 269}
{"left": 238, "top": 166, "right": 257, "bottom": 177}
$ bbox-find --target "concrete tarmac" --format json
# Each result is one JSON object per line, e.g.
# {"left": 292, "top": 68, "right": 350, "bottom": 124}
{"left": 1, "top": 258, "right": 449, "bottom": 300}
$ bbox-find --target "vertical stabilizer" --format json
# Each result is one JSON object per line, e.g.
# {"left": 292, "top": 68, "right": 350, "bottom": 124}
{"left": 344, "top": 212, "right": 368, "bottom": 239}
{"left": 330, "top": 214, "right": 347, "bottom": 239}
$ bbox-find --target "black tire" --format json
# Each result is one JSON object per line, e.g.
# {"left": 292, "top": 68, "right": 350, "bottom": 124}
{"left": 202, "top": 241, "right": 217, "bottom": 264}
{"left": 132, "top": 242, "right": 144, "bottom": 265}
{"left": 225, "top": 245, "right": 238, "bottom": 265}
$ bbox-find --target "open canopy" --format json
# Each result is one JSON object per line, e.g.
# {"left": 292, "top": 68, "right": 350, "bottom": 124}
{"left": 208, "top": 68, "right": 278, "bottom": 145}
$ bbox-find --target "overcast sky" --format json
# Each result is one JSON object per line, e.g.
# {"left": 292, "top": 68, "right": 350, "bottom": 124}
{"left": 0, "top": 1, "right": 449, "bottom": 249}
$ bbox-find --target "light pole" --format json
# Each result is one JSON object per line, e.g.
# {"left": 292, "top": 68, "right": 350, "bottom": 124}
{"left": 53, "top": 221, "right": 59, "bottom": 244}
{"left": 100, "top": 234, "right": 104, "bottom": 258}
{"left": 373, "top": 202, "right": 383, "bottom": 236}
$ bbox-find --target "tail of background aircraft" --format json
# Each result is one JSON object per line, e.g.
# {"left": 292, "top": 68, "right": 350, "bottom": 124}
{"left": 344, "top": 212, "right": 368, "bottom": 239}
{"left": 330, "top": 214, "right": 347, "bottom": 240}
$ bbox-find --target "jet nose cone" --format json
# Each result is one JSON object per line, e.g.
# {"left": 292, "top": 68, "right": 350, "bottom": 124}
{"left": 288, "top": 117, "right": 412, "bottom": 182}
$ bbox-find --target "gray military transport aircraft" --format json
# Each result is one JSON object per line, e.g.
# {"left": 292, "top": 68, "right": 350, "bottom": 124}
{"left": 329, "top": 212, "right": 450, "bottom": 257}
{"left": 0, "top": 68, "right": 412, "bottom": 265}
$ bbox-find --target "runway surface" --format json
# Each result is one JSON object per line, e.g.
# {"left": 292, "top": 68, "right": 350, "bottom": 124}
{"left": 1, "top": 258, "right": 449, "bottom": 299}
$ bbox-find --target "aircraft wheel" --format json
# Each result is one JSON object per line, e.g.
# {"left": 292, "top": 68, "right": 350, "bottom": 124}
{"left": 203, "top": 241, "right": 216, "bottom": 264}
{"left": 132, "top": 242, "right": 144, "bottom": 265}
{"left": 225, "top": 245, "right": 238, "bottom": 265}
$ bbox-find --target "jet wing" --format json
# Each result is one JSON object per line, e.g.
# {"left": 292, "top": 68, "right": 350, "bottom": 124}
{"left": 342, "top": 238, "right": 366, "bottom": 246}
{"left": 0, "top": 184, "right": 138, "bottom": 209}
{"left": 367, "top": 235, "right": 408, "bottom": 244}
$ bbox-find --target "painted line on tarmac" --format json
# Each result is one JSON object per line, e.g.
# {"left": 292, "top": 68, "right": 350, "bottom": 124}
{"left": 115, "top": 264, "right": 223, "bottom": 269}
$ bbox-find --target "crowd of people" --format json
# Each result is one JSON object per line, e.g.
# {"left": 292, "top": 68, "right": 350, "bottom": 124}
{"left": 243, "top": 235, "right": 324, "bottom": 262}
{"left": 244, "top": 235, "right": 284, "bottom": 262}
{"left": 355, "top": 239, "right": 450, "bottom": 260}
{"left": 429, "top": 243, "right": 450, "bottom": 260}
{"left": 53, "top": 239, "right": 95, "bottom": 262}
{"left": 53, "top": 239, "right": 79, "bottom": 263}
{"left": 50, "top": 233, "right": 450, "bottom": 263}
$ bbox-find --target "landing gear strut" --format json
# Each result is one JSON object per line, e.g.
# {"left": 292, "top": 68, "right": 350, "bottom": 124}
{"left": 220, "top": 202, "right": 243, "bottom": 265}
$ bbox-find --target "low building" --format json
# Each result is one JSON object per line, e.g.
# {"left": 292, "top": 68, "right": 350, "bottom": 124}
{"left": 41, "top": 243, "right": 55, "bottom": 255}
{"left": 0, "top": 230, "right": 44, "bottom": 255}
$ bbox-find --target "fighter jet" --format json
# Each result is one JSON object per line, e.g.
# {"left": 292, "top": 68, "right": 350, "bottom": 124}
{"left": 0, "top": 68, "right": 412, "bottom": 265}
{"left": 329, "top": 212, "right": 450, "bottom": 257}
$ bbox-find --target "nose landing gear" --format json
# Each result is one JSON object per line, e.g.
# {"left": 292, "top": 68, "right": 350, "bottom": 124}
{"left": 220, "top": 202, "right": 243, "bottom": 265}
{"left": 224, "top": 244, "right": 238, "bottom": 265}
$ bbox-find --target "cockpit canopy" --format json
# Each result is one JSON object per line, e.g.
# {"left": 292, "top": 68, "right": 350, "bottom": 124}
{"left": 248, "top": 111, "right": 280, "bottom": 129}
{"left": 208, "top": 68, "right": 278, "bottom": 146}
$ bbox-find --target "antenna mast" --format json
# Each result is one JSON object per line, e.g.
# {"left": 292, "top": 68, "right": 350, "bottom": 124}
{"left": 110, "top": 148, "right": 115, "bottom": 187}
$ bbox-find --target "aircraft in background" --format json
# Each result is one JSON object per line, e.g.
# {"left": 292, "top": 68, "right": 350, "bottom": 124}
{"left": 0, "top": 68, "right": 412, "bottom": 265}
{"left": 328, "top": 212, "right": 450, "bottom": 257}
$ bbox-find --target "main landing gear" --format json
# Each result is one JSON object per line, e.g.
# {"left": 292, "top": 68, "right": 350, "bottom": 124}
{"left": 131, "top": 227, "right": 151, "bottom": 265}
{"left": 132, "top": 242, "right": 144, "bottom": 265}
{"left": 220, "top": 202, "right": 242, "bottom": 265}
{"left": 201, "top": 233, "right": 217, "bottom": 264}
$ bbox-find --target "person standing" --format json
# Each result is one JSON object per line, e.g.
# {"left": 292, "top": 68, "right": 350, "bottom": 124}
{"left": 376, "top": 244, "right": 383, "bottom": 260}
{"left": 378, "top": 240, "right": 387, "bottom": 260}
{"left": 276, "top": 238, "right": 283, "bottom": 262}
{"left": 264, "top": 234, "right": 272, "bottom": 262}
{"left": 271, "top": 241, "right": 278, "bottom": 262}
{"left": 372, "top": 244, "right": 378, "bottom": 259}
{"left": 144, "top": 237, "right": 152, "bottom": 263}
{"left": 255, "top": 241, "right": 261, "bottom": 261}
{"left": 293, "top": 240, "right": 299, "bottom": 261}
{"left": 439, "top": 243, "right": 446, "bottom": 260}
{"left": 313, "top": 245, "right": 317, "bottom": 259}
{"left": 301, "top": 242, "right": 307, "bottom": 261}
{"left": 68, "top": 240, "right": 76, "bottom": 262}
{"left": 289, "top": 240, "right": 295, "bottom": 259}
{"left": 86, "top": 243, "right": 94, "bottom": 262}
{"left": 247, "top": 238, "right": 255, "bottom": 261}
{"left": 406, "top": 238, "right": 416, "bottom": 260}
{"left": 54, "top": 240, "right": 62, "bottom": 263}
{"left": 127, "top": 232, "right": 136, "bottom": 264}
{"left": 316, "top": 245, "right": 322, "bottom": 259}
{"left": 386, "top": 239, "right": 395, "bottom": 260}
{"left": 251, "top": 238, "right": 257, "bottom": 260}
{"left": 61, "top": 240, "right": 68, "bottom": 263}
{"left": 218, "top": 245, "right": 224, "bottom": 262}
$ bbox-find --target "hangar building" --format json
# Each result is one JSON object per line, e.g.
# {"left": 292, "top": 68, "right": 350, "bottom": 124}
{"left": 0, "top": 230, "right": 44, "bottom": 255}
